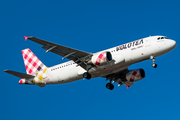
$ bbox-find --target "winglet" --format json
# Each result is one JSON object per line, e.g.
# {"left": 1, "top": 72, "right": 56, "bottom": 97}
{"left": 24, "top": 36, "right": 29, "bottom": 41}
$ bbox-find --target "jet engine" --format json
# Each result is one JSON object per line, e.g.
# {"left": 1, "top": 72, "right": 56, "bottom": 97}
{"left": 126, "top": 69, "right": 145, "bottom": 82}
{"left": 89, "top": 51, "right": 112, "bottom": 66}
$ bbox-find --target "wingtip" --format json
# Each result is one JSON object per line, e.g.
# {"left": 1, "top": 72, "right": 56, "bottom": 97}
{"left": 24, "top": 36, "right": 29, "bottom": 41}
{"left": 4, "top": 70, "right": 8, "bottom": 72}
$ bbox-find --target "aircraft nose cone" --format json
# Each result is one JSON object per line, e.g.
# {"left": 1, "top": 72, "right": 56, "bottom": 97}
{"left": 169, "top": 40, "right": 177, "bottom": 50}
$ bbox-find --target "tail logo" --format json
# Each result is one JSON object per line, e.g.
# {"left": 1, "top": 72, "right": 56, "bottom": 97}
{"left": 22, "top": 48, "right": 46, "bottom": 75}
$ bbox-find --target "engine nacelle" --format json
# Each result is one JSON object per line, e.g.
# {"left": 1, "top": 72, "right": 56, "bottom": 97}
{"left": 126, "top": 69, "right": 145, "bottom": 82}
{"left": 90, "top": 51, "right": 112, "bottom": 66}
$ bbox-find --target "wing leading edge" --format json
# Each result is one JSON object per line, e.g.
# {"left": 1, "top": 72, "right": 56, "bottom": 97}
{"left": 26, "top": 36, "right": 93, "bottom": 70}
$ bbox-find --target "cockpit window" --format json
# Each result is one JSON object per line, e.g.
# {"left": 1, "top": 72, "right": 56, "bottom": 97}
{"left": 157, "top": 37, "right": 169, "bottom": 40}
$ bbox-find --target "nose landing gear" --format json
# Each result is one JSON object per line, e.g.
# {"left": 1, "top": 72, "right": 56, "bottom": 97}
{"left": 150, "top": 56, "right": 157, "bottom": 68}
{"left": 152, "top": 63, "right": 157, "bottom": 68}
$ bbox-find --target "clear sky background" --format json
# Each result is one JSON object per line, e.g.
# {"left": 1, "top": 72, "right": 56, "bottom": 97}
{"left": 1, "top": 0, "right": 180, "bottom": 120}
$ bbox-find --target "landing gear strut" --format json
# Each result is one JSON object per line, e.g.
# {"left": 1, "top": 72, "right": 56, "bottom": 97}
{"left": 150, "top": 56, "right": 157, "bottom": 68}
{"left": 83, "top": 65, "right": 92, "bottom": 80}
{"left": 106, "top": 82, "right": 114, "bottom": 90}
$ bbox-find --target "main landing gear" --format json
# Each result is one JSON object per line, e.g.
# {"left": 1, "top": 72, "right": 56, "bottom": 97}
{"left": 83, "top": 72, "right": 91, "bottom": 80}
{"left": 82, "top": 64, "right": 114, "bottom": 90}
{"left": 83, "top": 72, "right": 114, "bottom": 90}
{"left": 150, "top": 56, "right": 157, "bottom": 68}
{"left": 106, "top": 79, "right": 114, "bottom": 90}
{"left": 83, "top": 65, "right": 93, "bottom": 80}
{"left": 106, "top": 83, "right": 114, "bottom": 90}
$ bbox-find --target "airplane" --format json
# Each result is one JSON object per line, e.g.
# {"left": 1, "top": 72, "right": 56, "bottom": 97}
{"left": 4, "top": 35, "right": 176, "bottom": 90}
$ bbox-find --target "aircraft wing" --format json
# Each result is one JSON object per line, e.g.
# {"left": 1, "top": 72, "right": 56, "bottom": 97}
{"left": 26, "top": 36, "right": 93, "bottom": 70}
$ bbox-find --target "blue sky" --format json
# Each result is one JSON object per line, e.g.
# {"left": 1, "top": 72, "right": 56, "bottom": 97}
{"left": 1, "top": 0, "right": 180, "bottom": 120}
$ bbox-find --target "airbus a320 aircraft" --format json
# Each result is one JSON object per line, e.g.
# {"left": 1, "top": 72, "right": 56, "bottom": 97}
{"left": 4, "top": 36, "right": 176, "bottom": 90}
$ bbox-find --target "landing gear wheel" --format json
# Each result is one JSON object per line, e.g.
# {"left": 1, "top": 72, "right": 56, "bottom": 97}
{"left": 150, "top": 56, "right": 157, "bottom": 68}
{"left": 83, "top": 72, "right": 91, "bottom": 80}
{"left": 106, "top": 83, "right": 114, "bottom": 90}
{"left": 152, "top": 63, "right": 157, "bottom": 68}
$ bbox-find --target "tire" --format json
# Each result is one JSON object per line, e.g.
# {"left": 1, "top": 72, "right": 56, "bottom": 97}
{"left": 83, "top": 72, "right": 91, "bottom": 80}
{"left": 106, "top": 83, "right": 114, "bottom": 90}
{"left": 152, "top": 64, "right": 157, "bottom": 68}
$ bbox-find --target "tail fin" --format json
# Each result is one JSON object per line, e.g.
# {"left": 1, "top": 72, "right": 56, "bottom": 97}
{"left": 22, "top": 48, "right": 47, "bottom": 75}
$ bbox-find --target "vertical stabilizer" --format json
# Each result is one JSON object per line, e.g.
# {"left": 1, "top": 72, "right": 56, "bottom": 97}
{"left": 22, "top": 48, "right": 47, "bottom": 75}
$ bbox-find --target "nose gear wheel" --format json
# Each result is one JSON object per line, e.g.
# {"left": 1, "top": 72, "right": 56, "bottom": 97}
{"left": 150, "top": 56, "right": 157, "bottom": 68}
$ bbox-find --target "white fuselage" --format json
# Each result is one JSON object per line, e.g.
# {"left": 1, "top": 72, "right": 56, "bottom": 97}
{"left": 46, "top": 36, "right": 176, "bottom": 85}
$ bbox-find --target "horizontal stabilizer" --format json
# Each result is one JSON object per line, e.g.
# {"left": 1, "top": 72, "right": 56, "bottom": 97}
{"left": 4, "top": 70, "right": 35, "bottom": 79}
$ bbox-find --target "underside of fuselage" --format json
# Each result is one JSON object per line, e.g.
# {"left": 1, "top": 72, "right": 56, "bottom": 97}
{"left": 4, "top": 35, "right": 176, "bottom": 90}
